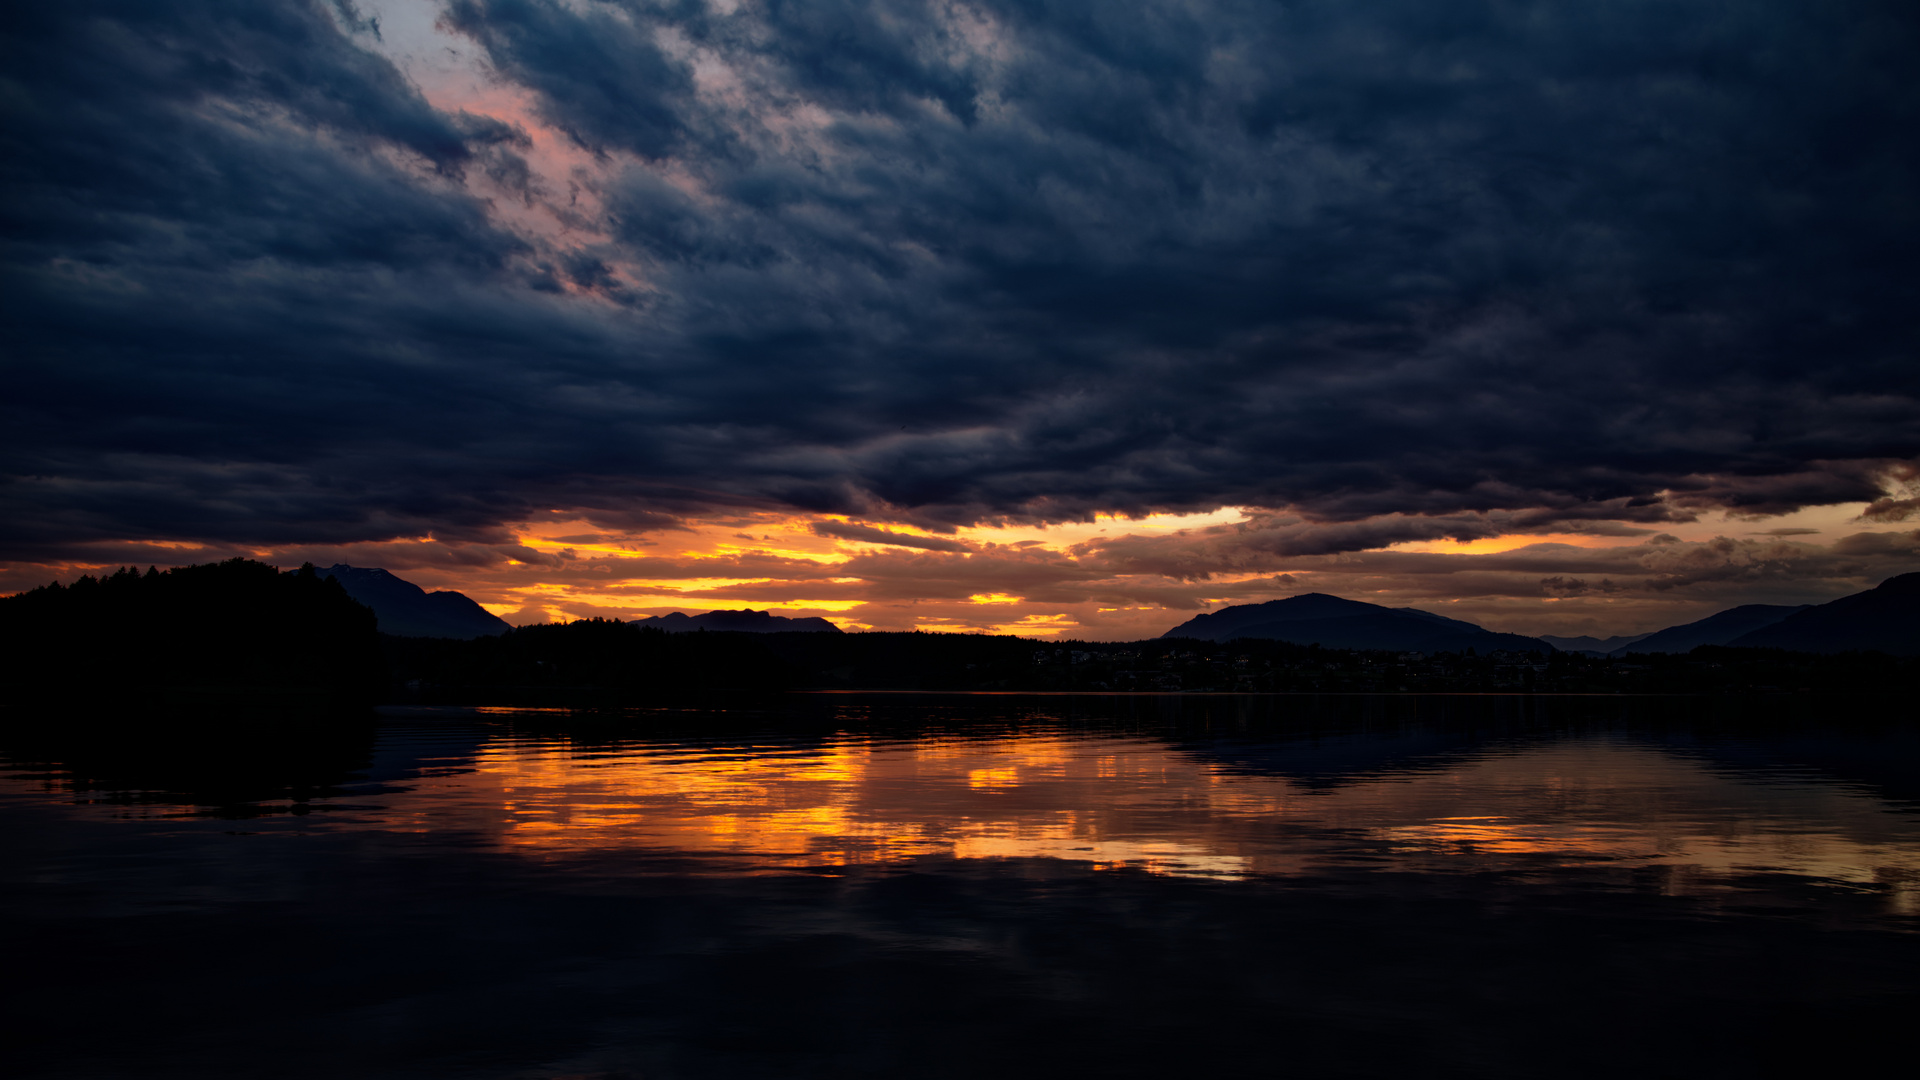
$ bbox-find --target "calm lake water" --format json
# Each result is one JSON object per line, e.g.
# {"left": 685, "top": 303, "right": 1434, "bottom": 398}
{"left": 3, "top": 693, "right": 1917, "bottom": 1079}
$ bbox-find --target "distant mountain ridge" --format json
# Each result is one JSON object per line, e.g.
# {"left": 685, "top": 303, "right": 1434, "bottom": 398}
{"left": 1539, "top": 632, "right": 1651, "bottom": 654}
{"left": 1161, "top": 593, "right": 1552, "bottom": 653}
{"left": 1591, "top": 574, "right": 1920, "bottom": 656}
{"left": 1614, "top": 605, "right": 1808, "bottom": 655}
{"left": 321, "top": 565, "right": 512, "bottom": 639}
{"left": 1726, "top": 573, "right": 1920, "bottom": 655}
{"left": 632, "top": 609, "right": 844, "bottom": 634}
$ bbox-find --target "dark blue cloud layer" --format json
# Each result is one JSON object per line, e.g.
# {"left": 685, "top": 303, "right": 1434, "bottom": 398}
{"left": 5, "top": 0, "right": 1918, "bottom": 558}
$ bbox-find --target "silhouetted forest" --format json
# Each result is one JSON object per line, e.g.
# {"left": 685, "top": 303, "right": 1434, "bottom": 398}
{"left": 6, "top": 569, "right": 1914, "bottom": 722}
{"left": 384, "top": 620, "right": 1919, "bottom": 703}
{"left": 0, "top": 559, "right": 385, "bottom": 716}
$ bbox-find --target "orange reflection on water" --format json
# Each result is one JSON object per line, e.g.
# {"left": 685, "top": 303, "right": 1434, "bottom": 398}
{"left": 407, "top": 732, "right": 1920, "bottom": 909}
{"left": 1379, "top": 815, "right": 1661, "bottom": 858}
{"left": 446, "top": 734, "right": 1261, "bottom": 875}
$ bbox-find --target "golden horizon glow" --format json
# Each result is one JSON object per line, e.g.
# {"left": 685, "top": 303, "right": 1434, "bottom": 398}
{"left": 1390, "top": 533, "right": 1634, "bottom": 555}
{"left": 7, "top": 499, "right": 1909, "bottom": 641}
{"left": 466, "top": 507, "right": 1273, "bottom": 635}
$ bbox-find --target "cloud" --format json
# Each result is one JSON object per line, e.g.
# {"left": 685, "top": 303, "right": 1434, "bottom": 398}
{"left": 4, "top": 0, "right": 1919, "bottom": 565}
{"left": 1539, "top": 577, "right": 1626, "bottom": 596}
{"left": 1829, "top": 529, "right": 1920, "bottom": 557}
{"left": 1860, "top": 497, "right": 1920, "bottom": 523}
{"left": 810, "top": 520, "right": 970, "bottom": 552}
{"left": 1069, "top": 508, "right": 1665, "bottom": 581}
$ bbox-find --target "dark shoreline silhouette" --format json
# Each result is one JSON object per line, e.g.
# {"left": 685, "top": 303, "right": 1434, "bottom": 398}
{"left": 4, "top": 561, "right": 1917, "bottom": 721}
{"left": 0, "top": 559, "right": 384, "bottom": 718}
{"left": 382, "top": 625, "right": 1918, "bottom": 705}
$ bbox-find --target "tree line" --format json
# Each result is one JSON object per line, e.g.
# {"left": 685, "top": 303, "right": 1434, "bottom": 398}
{"left": 0, "top": 559, "right": 385, "bottom": 717}
{"left": 5, "top": 561, "right": 1912, "bottom": 722}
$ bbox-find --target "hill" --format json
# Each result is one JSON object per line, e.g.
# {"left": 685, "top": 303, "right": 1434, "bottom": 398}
{"left": 0, "top": 559, "right": 384, "bottom": 713}
{"left": 1614, "top": 605, "right": 1809, "bottom": 655}
{"left": 1160, "top": 594, "right": 1552, "bottom": 653}
{"left": 320, "top": 565, "right": 511, "bottom": 639}
{"left": 1538, "top": 633, "right": 1651, "bottom": 654}
{"left": 1728, "top": 573, "right": 1920, "bottom": 655}
{"left": 630, "top": 609, "right": 843, "bottom": 633}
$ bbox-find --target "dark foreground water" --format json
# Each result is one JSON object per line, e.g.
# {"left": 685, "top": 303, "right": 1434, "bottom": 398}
{"left": 3, "top": 693, "right": 1917, "bottom": 1079}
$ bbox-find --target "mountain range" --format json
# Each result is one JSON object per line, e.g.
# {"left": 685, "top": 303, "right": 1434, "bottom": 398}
{"left": 1160, "top": 593, "right": 1553, "bottom": 653}
{"left": 1536, "top": 632, "right": 1651, "bottom": 654}
{"left": 1612, "top": 605, "right": 1809, "bottom": 655}
{"left": 1163, "top": 573, "right": 1920, "bottom": 657}
{"left": 321, "top": 566, "right": 513, "bottom": 639}
{"left": 1728, "top": 573, "right": 1920, "bottom": 655}
{"left": 333, "top": 561, "right": 1915, "bottom": 654}
{"left": 1593, "top": 573, "right": 1918, "bottom": 656}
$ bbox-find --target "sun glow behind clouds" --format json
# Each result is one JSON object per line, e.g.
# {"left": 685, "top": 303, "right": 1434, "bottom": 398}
{"left": 9, "top": 504, "right": 1913, "bottom": 641}
{"left": 481, "top": 507, "right": 1265, "bottom": 634}
{"left": 406, "top": 495, "right": 1909, "bottom": 638}
{"left": 950, "top": 507, "right": 1254, "bottom": 549}
{"left": 1390, "top": 534, "right": 1631, "bottom": 555}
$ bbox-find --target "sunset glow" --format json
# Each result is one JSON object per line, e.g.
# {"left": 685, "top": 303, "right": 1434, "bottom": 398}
{"left": 9, "top": 4, "right": 1920, "bottom": 1076}
{"left": 8, "top": 497, "right": 1918, "bottom": 639}
{"left": 6, "top": 0, "right": 1917, "bottom": 641}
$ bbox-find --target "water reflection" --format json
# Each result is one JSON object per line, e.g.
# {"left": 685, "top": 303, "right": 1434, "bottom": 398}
{"left": 455, "top": 732, "right": 1258, "bottom": 877}
{"left": 389, "top": 728, "right": 1909, "bottom": 910}
{"left": 5, "top": 698, "right": 1918, "bottom": 1080}
{"left": 0, "top": 717, "right": 380, "bottom": 817}
{"left": 5, "top": 701, "right": 1918, "bottom": 915}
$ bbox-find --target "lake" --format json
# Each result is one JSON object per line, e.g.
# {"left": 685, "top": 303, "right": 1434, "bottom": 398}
{"left": 3, "top": 693, "right": 1916, "bottom": 1078}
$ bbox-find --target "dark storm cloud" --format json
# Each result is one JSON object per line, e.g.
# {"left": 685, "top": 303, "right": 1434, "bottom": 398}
{"left": 5, "top": 0, "right": 1920, "bottom": 559}
{"left": 439, "top": 0, "right": 692, "bottom": 158}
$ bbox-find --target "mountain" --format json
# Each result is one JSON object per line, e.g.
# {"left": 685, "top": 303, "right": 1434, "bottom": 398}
{"left": 631, "top": 609, "right": 844, "bottom": 634}
{"left": 1538, "top": 632, "right": 1652, "bottom": 654}
{"left": 1161, "top": 593, "right": 1552, "bottom": 653}
{"left": 1164, "top": 593, "right": 1476, "bottom": 637}
{"left": 321, "top": 565, "right": 511, "bottom": 639}
{"left": 1613, "top": 605, "right": 1809, "bottom": 655}
{"left": 1726, "top": 573, "right": 1920, "bottom": 655}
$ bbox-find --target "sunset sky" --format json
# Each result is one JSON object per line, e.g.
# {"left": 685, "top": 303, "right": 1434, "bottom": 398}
{"left": 6, "top": 0, "right": 1918, "bottom": 639}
